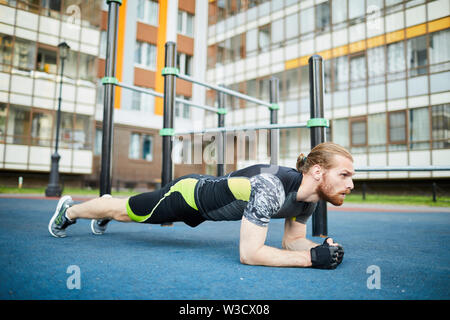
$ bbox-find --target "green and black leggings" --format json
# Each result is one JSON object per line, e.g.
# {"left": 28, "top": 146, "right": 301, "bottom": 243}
{"left": 126, "top": 174, "right": 208, "bottom": 227}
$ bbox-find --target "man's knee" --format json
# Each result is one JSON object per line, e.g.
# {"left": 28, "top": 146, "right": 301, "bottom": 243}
{"left": 107, "top": 198, "right": 132, "bottom": 222}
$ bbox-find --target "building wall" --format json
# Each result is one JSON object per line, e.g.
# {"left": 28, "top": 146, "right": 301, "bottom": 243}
{"left": 205, "top": 0, "right": 450, "bottom": 180}
{"left": 0, "top": 1, "right": 101, "bottom": 179}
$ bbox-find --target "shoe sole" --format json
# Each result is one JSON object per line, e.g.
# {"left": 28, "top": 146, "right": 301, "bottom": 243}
{"left": 48, "top": 195, "right": 72, "bottom": 238}
{"left": 90, "top": 194, "right": 112, "bottom": 235}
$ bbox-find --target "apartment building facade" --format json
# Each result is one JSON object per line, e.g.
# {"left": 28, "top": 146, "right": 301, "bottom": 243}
{"left": 0, "top": 0, "right": 101, "bottom": 187}
{"left": 0, "top": 0, "right": 209, "bottom": 190}
{"left": 205, "top": 0, "right": 450, "bottom": 185}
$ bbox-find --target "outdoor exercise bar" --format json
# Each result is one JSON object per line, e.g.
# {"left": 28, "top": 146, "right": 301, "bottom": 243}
{"left": 174, "top": 122, "right": 308, "bottom": 135}
{"left": 99, "top": 0, "right": 121, "bottom": 197}
{"left": 112, "top": 80, "right": 220, "bottom": 114}
{"left": 309, "top": 55, "right": 328, "bottom": 237}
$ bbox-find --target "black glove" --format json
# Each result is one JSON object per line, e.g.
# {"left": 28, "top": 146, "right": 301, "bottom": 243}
{"left": 310, "top": 238, "right": 344, "bottom": 269}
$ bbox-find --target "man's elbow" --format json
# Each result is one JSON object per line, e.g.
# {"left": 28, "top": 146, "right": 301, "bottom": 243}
{"left": 239, "top": 251, "right": 252, "bottom": 265}
{"left": 239, "top": 247, "right": 259, "bottom": 265}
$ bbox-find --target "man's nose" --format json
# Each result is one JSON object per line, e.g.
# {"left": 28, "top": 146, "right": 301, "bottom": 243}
{"left": 347, "top": 179, "right": 354, "bottom": 190}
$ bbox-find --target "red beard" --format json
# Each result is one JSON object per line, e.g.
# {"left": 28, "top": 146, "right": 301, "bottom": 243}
{"left": 317, "top": 178, "right": 350, "bottom": 206}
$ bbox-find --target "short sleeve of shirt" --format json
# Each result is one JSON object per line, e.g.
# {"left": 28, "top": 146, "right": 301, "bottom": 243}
{"left": 293, "top": 201, "right": 317, "bottom": 224}
{"left": 243, "top": 173, "right": 285, "bottom": 227}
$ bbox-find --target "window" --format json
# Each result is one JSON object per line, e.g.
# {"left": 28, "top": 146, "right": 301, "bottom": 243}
{"left": 41, "top": 0, "right": 61, "bottom": 19}
{"left": 432, "top": 104, "right": 450, "bottom": 149}
{"left": 14, "top": 38, "right": 36, "bottom": 71}
{"left": 142, "top": 135, "right": 153, "bottom": 161}
{"left": 129, "top": 133, "right": 153, "bottom": 161}
{"left": 6, "top": 105, "right": 31, "bottom": 145}
{"left": 94, "top": 128, "right": 102, "bottom": 155}
{"left": 387, "top": 41, "right": 405, "bottom": 76}
{"left": 130, "top": 88, "right": 155, "bottom": 113}
{"left": 350, "top": 54, "right": 366, "bottom": 87}
{"left": 79, "top": 53, "right": 96, "bottom": 82}
{"left": 332, "top": 0, "right": 347, "bottom": 25}
{"left": 334, "top": 55, "right": 349, "bottom": 90}
{"left": 409, "top": 107, "right": 430, "bottom": 150}
{"left": 0, "top": 34, "right": 13, "bottom": 72}
{"left": 59, "top": 112, "right": 74, "bottom": 149}
{"left": 246, "top": 79, "right": 257, "bottom": 108}
{"left": 285, "top": 68, "right": 299, "bottom": 98}
{"left": 388, "top": 111, "right": 407, "bottom": 149}
{"left": 258, "top": 77, "right": 270, "bottom": 102}
{"left": 316, "top": 2, "right": 330, "bottom": 32}
{"left": 300, "top": 7, "right": 314, "bottom": 34}
{"left": 99, "top": 31, "right": 107, "bottom": 58}
{"left": 175, "top": 96, "right": 191, "bottom": 119}
{"left": 258, "top": 24, "right": 270, "bottom": 52}
{"left": 332, "top": 118, "right": 350, "bottom": 148}
{"left": 177, "top": 53, "right": 192, "bottom": 75}
{"left": 271, "top": 18, "right": 284, "bottom": 46}
{"left": 31, "top": 110, "right": 53, "bottom": 147}
{"left": 64, "top": 51, "right": 78, "bottom": 79}
{"left": 73, "top": 114, "right": 92, "bottom": 150}
{"left": 348, "top": 0, "right": 365, "bottom": 22}
{"left": 407, "top": 35, "right": 428, "bottom": 76}
{"left": 324, "top": 59, "right": 332, "bottom": 93}
{"left": 135, "top": 41, "right": 157, "bottom": 70}
{"left": 0, "top": 103, "right": 7, "bottom": 142}
{"left": 368, "top": 113, "right": 387, "bottom": 152}
{"left": 367, "top": 46, "right": 385, "bottom": 84}
{"left": 285, "top": 13, "right": 299, "bottom": 41}
{"left": 246, "top": 29, "right": 258, "bottom": 56}
{"left": 137, "top": 0, "right": 159, "bottom": 26}
{"left": 216, "top": 41, "right": 225, "bottom": 65}
{"left": 178, "top": 11, "right": 194, "bottom": 37}
{"left": 429, "top": 29, "right": 450, "bottom": 73}
{"left": 227, "top": 34, "right": 242, "bottom": 61}
{"left": 351, "top": 118, "right": 367, "bottom": 146}
{"left": 129, "top": 133, "right": 140, "bottom": 159}
{"left": 36, "top": 47, "right": 57, "bottom": 74}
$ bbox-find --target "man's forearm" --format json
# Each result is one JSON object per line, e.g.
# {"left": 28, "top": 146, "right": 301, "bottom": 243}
{"left": 282, "top": 238, "right": 319, "bottom": 251}
{"left": 241, "top": 244, "right": 312, "bottom": 268}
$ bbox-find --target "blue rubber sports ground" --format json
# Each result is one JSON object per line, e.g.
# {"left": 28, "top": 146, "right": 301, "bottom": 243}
{"left": 0, "top": 196, "right": 449, "bottom": 300}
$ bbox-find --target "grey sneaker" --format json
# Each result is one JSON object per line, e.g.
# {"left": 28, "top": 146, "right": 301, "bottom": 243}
{"left": 48, "top": 195, "right": 76, "bottom": 238}
{"left": 90, "top": 194, "right": 112, "bottom": 235}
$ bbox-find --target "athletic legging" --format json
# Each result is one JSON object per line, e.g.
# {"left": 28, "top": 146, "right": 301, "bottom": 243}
{"left": 126, "top": 174, "right": 207, "bottom": 227}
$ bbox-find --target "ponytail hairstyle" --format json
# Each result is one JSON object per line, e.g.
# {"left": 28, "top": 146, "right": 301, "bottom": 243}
{"left": 296, "top": 142, "right": 353, "bottom": 174}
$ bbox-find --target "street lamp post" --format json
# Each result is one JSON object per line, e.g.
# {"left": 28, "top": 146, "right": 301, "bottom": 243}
{"left": 45, "top": 42, "right": 70, "bottom": 197}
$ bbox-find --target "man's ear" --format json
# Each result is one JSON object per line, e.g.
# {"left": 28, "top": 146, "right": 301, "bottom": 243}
{"left": 311, "top": 164, "right": 323, "bottom": 181}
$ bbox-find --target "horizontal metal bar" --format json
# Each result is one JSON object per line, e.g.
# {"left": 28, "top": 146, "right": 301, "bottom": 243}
{"left": 355, "top": 166, "right": 450, "bottom": 172}
{"left": 177, "top": 73, "right": 273, "bottom": 108}
{"left": 116, "top": 82, "right": 164, "bottom": 98}
{"left": 115, "top": 82, "right": 219, "bottom": 113}
{"left": 175, "top": 97, "right": 219, "bottom": 113}
{"left": 175, "top": 122, "right": 308, "bottom": 135}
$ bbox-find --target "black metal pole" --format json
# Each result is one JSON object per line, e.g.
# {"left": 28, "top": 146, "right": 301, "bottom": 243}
{"left": 269, "top": 77, "right": 279, "bottom": 166}
{"left": 99, "top": 0, "right": 120, "bottom": 197}
{"left": 45, "top": 58, "right": 65, "bottom": 197}
{"left": 362, "top": 182, "right": 367, "bottom": 200}
{"left": 309, "top": 55, "right": 328, "bottom": 237}
{"left": 217, "top": 86, "right": 226, "bottom": 176}
{"left": 432, "top": 182, "right": 437, "bottom": 202}
{"left": 161, "top": 42, "right": 177, "bottom": 187}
